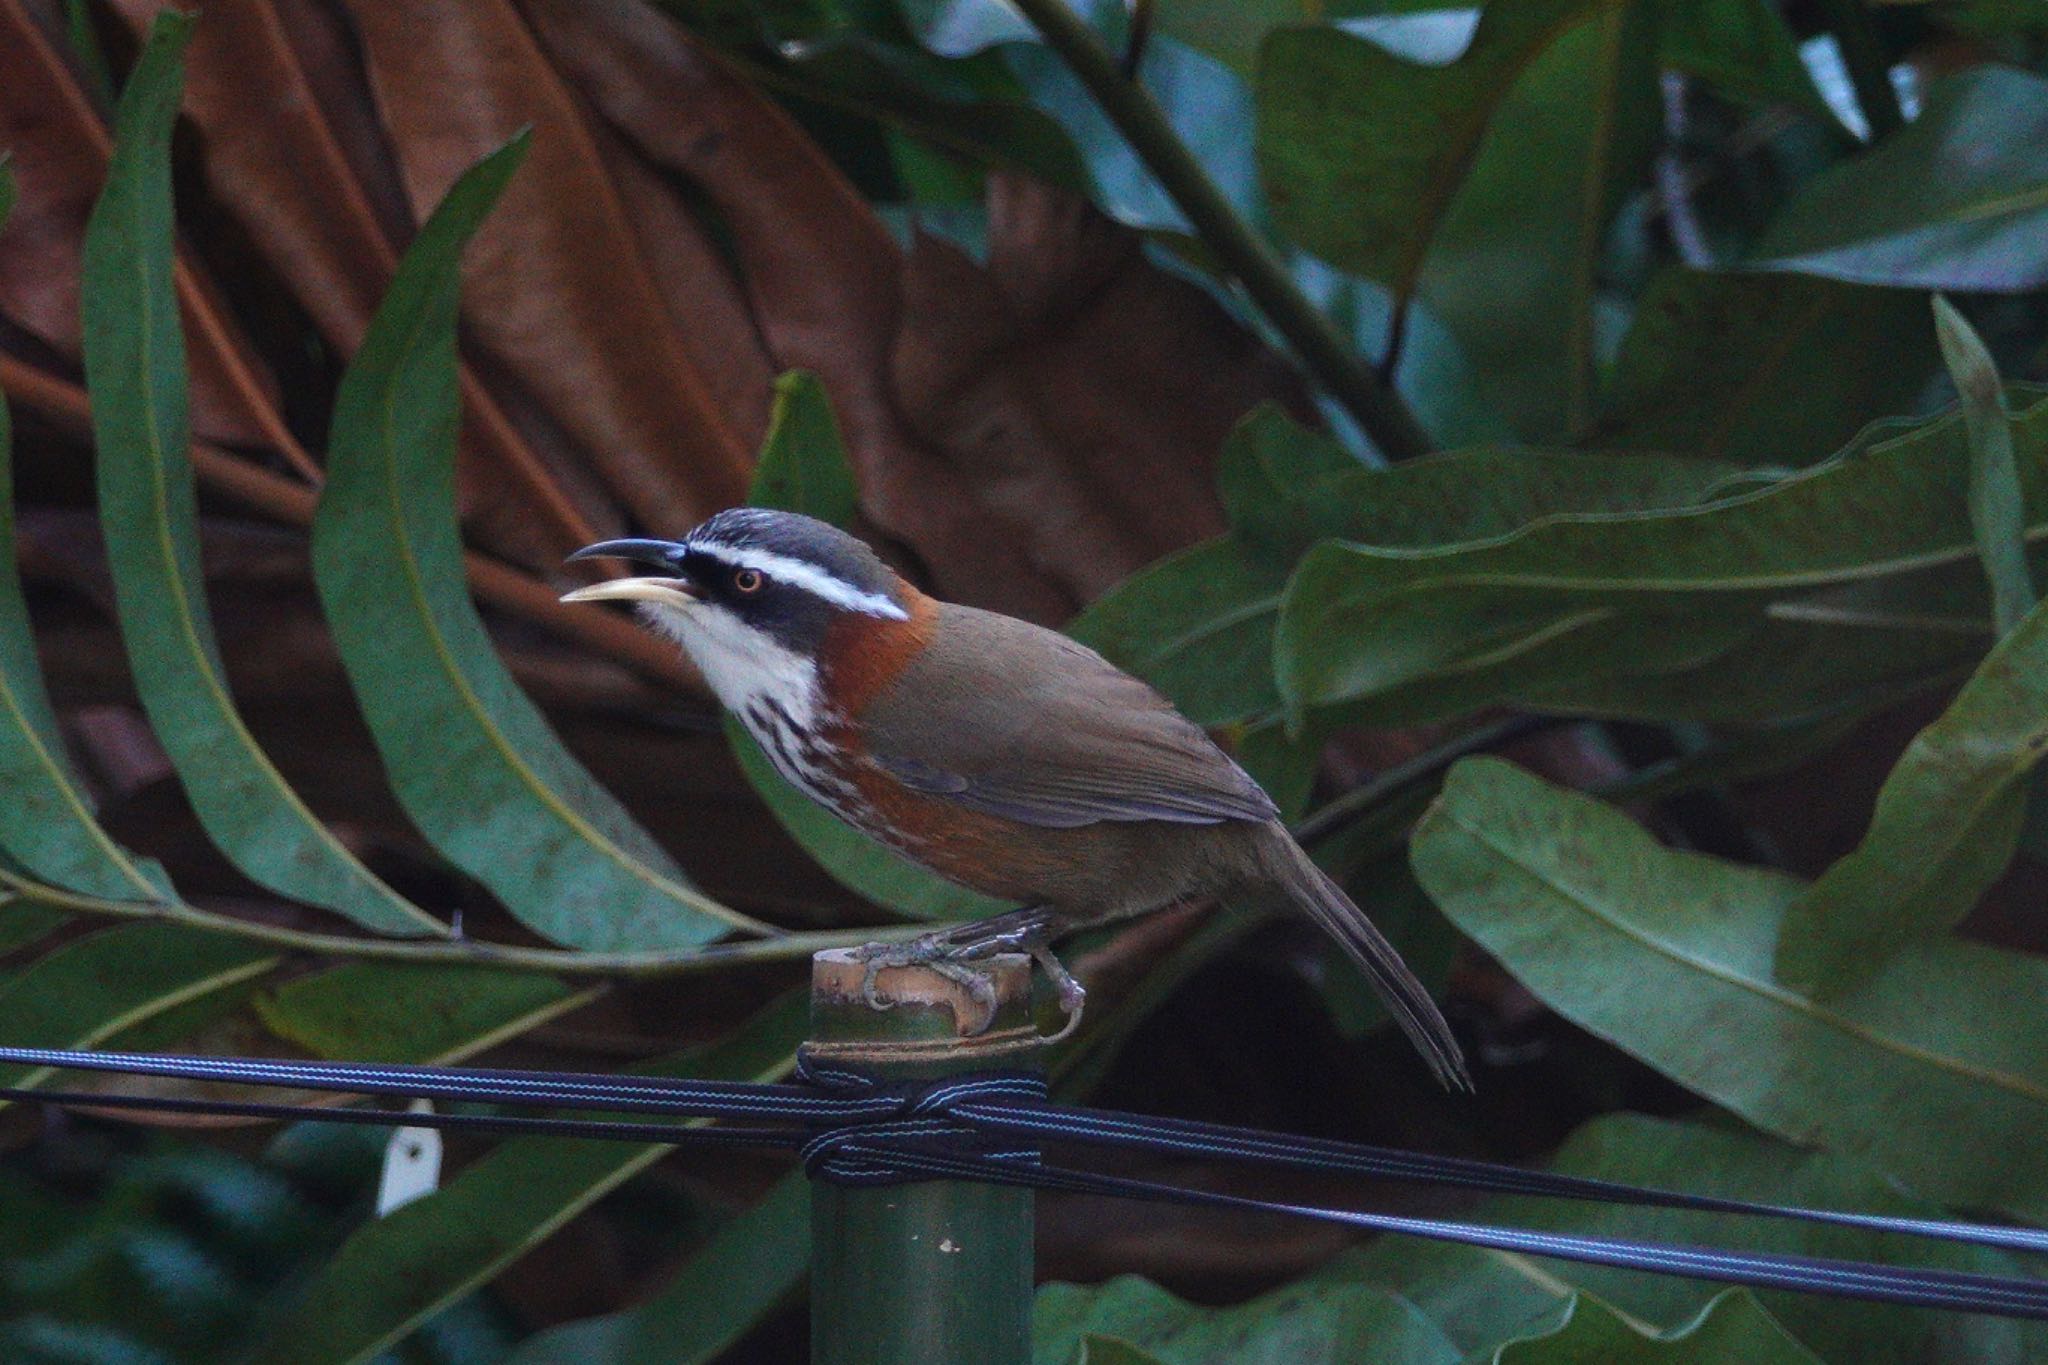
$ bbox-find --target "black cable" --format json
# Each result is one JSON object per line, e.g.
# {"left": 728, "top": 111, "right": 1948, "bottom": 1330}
{"left": 4, "top": 1044, "right": 2046, "bottom": 1321}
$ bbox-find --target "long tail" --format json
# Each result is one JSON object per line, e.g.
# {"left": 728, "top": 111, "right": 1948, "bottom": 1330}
{"left": 1262, "top": 831, "right": 1471, "bottom": 1091}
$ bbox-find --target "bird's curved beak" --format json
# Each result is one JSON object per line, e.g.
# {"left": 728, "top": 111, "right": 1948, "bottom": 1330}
{"left": 560, "top": 539, "right": 703, "bottom": 609}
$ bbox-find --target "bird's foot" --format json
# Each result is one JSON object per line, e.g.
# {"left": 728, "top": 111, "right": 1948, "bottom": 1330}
{"left": 852, "top": 939, "right": 1002, "bottom": 1030}
{"left": 851, "top": 907, "right": 1084, "bottom": 1041}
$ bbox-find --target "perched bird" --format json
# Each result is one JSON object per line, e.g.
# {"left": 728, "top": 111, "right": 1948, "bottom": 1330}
{"left": 563, "top": 509, "right": 1469, "bottom": 1089}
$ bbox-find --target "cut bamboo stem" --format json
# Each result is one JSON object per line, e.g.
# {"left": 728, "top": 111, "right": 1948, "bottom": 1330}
{"left": 808, "top": 949, "right": 1037, "bottom": 1365}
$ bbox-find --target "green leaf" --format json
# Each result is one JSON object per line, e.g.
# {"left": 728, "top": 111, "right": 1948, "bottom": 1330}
{"left": 1591, "top": 269, "right": 1935, "bottom": 467}
{"left": 1659, "top": 0, "right": 1835, "bottom": 121}
{"left": 1072, "top": 406, "right": 1752, "bottom": 727}
{"left": 751, "top": 370, "right": 860, "bottom": 524}
{"left": 1775, "top": 594, "right": 2048, "bottom": 993}
{"left": 0, "top": 355, "right": 168, "bottom": 903}
{"left": 253, "top": 964, "right": 590, "bottom": 1064}
{"left": 729, "top": 718, "right": 1004, "bottom": 921}
{"left": 1033, "top": 1273, "right": 1459, "bottom": 1365}
{"left": 310, "top": 133, "right": 755, "bottom": 951}
{"left": 1259, "top": 1, "right": 1662, "bottom": 436}
{"left": 0, "top": 901, "right": 67, "bottom": 955}
{"left": 1485, "top": 1291, "right": 1822, "bottom": 1364}
{"left": 1411, "top": 758, "right": 2048, "bottom": 1226}
{"left": 1753, "top": 65, "right": 2048, "bottom": 291}
{"left": 1345, "top": 1113, "right": 2033, "bottom": 1364}
{"left": 80, "top": 13, "right": 439, "bottom": 938}
{"left": 0, "top": 922, "right": 275, "bottom": 1092}
{"left": 1145, "top": 0, "right": 1320, "bottom": 75}
{"left": 249, "top": 992, "right": 807, "bottom": 1365}
{"left": 1076, "top": 1340, "right": 1167, "bottom": 1365}
{"left": 1933, "top": 297, "right": 2035, "bottom": 634}
{"left": 1276, "top": 395, "right": 2048, "bottom": 724}
{"left": 505, "top": 1170, "right": 809, "bottom": 1365}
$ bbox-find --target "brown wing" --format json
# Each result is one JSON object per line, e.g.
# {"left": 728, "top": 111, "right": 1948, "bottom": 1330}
{"left": 858, "top": 604, "right": 1278, "bottom": 829}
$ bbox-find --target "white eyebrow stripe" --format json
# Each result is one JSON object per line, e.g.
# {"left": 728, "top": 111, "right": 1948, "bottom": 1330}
{"left": 687, "top": 541, "right": 910, "bottom": 620}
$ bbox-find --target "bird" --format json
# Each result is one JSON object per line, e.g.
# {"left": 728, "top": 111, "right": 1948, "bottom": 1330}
{"left": 562, "top": 508, "right": 1469, "bottom": 1090}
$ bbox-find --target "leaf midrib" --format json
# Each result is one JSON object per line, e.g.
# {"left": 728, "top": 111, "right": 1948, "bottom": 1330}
{"left": 1434, "top": 806, "right": 2048, "bottom": 1107}
{"left": 113, "top": 126, "right": 443, "bottom": 936}
{"left": 363, "top": 281, "right": 765, "bottom": 935}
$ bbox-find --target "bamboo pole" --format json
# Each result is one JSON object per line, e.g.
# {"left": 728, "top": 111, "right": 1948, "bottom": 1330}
{"left": 808, "top": 949, "right": 1037, "bottom": 1365}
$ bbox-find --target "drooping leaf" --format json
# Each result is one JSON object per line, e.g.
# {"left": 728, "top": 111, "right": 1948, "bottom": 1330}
{"left": 1276, "top": 395, "right": 2048, "bottom": 724}
{"left": 1033, "top": 1273, "right": 1459, "bottom": 1365}
{"left": 505, "top": 1170, "right": 809, "bottom": 1365}
{"left": 312, "top": 133, "right": 758, "bottom": 952}
{"left": 0, "top": 922, "right": 275, "bottom": 1092}
{"left": 1590, "top": 269, "right": 1934, "bottom": 466}
{"left": 1933, "top": 297, "right": 2035, "bottom": 634}
{"left": 1753, "top": 65, "right": 2048, "bottom": 292}
{"left": 0, "top": 236, "right": 168, "bottom": 902}
{"left": 1411, "top": 758, "right": 2048, "bottom": 1225}
{"left": 249, "top": 992, "right": 806, "bottom": 1365}
{"left": 1775, "top": 594, "right": 2048, "bottom": 993}
{"left": 729, "top": 719, "right": 1004, "bottom": 922}
{"left": 1259, "top": 0, "right": 1662, "bottom": 436}
{"left": 79, "top": 13, "right": 440, "bottom": 938}
{"left": 750, "top": 370, "right": 861, "bottom": 525}
{"left": 1071, "top": 405, "right": 1754, "bottom": 727}
{"left": 253, "top": 964, "right": 591, "bottom": 1064}
{"left": 1484, "top": 1291, "right": 1822, "bottom": 1364}
{"left": 1344, "top": 1112, "right": 2037, "bottom": 1364}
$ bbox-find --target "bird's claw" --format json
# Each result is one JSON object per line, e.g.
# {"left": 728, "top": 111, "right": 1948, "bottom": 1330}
{"left": 850, "top": 914, "right": 1084, "bottom": 1042}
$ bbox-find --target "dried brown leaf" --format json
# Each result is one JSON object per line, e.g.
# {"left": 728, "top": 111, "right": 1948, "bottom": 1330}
{"left": 0, "top": 356, "right": 692, "bottom": 688}
{"left": 0, "top": 0, "right": 317, "bottom": 476}
{"left": 102, "top": 0, "right": 612, "bottom": 565}
{"left": 525, "top": 0, "right": 1073, "bottom": 618}
{"left": 343, "top": 0, "right": 753, "bottom": 531}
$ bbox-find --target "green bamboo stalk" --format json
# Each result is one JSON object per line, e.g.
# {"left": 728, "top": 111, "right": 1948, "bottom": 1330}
{"left": 809, "top": 949, "right": 1037, "bottom": 1365}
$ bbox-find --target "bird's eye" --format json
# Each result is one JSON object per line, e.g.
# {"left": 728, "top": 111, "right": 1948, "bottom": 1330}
{"left": 732, "top": 568, "right": 765, "bottom": 595}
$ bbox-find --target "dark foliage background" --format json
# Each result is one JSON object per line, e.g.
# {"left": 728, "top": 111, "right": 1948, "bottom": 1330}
{"left": 1, "top": 0, "right": 2046, "bottom": 1360}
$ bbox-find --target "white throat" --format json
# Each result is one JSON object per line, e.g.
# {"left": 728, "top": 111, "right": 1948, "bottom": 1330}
{"left": 641, "top": 601, "right": 820, "bottom": 729}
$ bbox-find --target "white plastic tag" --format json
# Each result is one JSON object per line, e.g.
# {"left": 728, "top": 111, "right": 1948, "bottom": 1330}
{"left": 376, "top": 1098, "right": 443, "bottom": 1216}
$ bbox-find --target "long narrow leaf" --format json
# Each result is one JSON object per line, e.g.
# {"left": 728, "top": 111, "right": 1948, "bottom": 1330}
{"left": 1753, "top": 66, "right": 2048, "bottom": 292}
{"left": 0, "top": 922, "right": 275, "bottom": 1092}
{"left": 250, "top": 992, "right": 806, "bottom": 1365}
{"left": 79, "top": 13, "right": 441, "bottom": 937}
{"left": 309, "top": 132, "right": 758, "bottom": 951}
{"left": 1484, "top": 1291, "right": 1822, "bottom": 1364}
{"left": 1345, "top": 1113, "right": 2038, "bottom": 1363}
{"left": 1934, "top": 296, "right": 2035, "bottom": 634}
{"left": 506, "top": 1170, "right": 810, "bottom": 1365}
{"left": 254, "top": 963, "right": 593, "bottom": 1064}
{"left": 1035, "top": 1274, "right": 1459, "bottom": 1365}
{"left": 1412, "top": 758, "right": 2048, "bottom": 1226}
{"left": 1775, "top": 594, "right": 2048, "bottom": 994}
{"left": 0, "top": 201, "right": 167, "bottom": 901}
{"left": 1278, "top": 394, "right": 2048, "bottom": 723}
{"left": 1071, "top": 406, "right": 1753, "bottom": 728}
